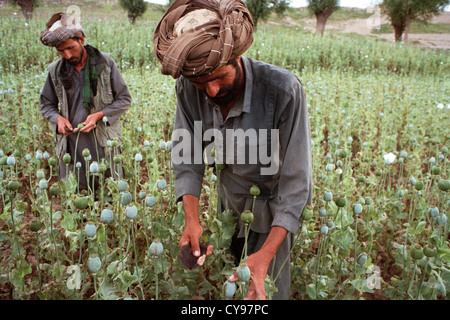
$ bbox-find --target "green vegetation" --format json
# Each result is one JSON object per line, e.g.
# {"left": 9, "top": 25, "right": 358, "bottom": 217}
{"left": 0, "top": 2, "right": 449, "bottom": 300}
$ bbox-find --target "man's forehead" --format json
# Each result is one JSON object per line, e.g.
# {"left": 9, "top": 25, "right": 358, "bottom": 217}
{"left": 187, "top": 63, "right": 233, "bottom": 84}
{"left": 56, "top": 38, "right": 79, "bottom": 50}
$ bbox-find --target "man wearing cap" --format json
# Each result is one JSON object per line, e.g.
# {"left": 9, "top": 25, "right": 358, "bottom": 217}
{"left": 40, "top": 12, "right": 132, "bottom": 190}
{"left": 154, "top": 0, "right": 312, "bottom": 300}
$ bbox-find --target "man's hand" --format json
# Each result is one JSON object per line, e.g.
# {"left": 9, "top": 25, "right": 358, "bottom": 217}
{"left": 228, "top": 250, "right": 270, "bottom": 300}
{"left": 228, "top": 226, "right": 288, "bottom": 300}
{"left": 180, "top": 194, "right": 213, "bottom": 259}
{"left": 56, "top": 116, "right": 74, "bottom": 136}
{"left": 75, "top": 111, "right": 104, "bottom": 133}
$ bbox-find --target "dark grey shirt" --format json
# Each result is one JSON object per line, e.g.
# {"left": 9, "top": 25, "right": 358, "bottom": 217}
{"left": 172, "top": 56, "right": 312, "bottom": 236}
{"left": 40, "top": 56, "right": 131, "bottom": 189}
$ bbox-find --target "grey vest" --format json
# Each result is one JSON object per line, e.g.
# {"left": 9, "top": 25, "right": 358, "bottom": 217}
{"left": 48, "top": 53, "right": 123, "bottom": 161}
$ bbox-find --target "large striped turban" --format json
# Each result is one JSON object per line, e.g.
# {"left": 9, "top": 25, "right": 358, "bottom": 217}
{"left": 40, "top": 12, "right": 85, "bottom": 47}
{"left": 153, "top": 0, "right": 254, "bottom": 79}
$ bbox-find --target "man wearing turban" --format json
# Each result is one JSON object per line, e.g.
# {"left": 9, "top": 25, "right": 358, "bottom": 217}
{"left": 154, "top": 0, "right": 312, "bottom": 300}
{"left": 40, "top": 12, "right": 132, "bottom": 190}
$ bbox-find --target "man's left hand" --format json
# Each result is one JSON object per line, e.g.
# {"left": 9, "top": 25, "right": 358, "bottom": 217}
{"left": 228, "top": 250, "right": 270, "bottom": 300}
{"left": 75, "top": 111, "right": 104, "bottom": 133}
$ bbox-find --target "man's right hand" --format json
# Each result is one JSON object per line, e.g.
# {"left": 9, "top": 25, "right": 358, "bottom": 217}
{"left": 56, "top": 116, "right": 73, "bottom": 136}
{"left": 180, "top": 194, "right": 214, "bottom": 258}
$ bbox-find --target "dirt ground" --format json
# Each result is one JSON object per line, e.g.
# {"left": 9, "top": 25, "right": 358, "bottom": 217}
{"left": 286, "top": 12, "right": 450, "bottom": 49}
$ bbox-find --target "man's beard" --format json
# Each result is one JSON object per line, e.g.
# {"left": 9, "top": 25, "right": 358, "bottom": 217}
{"left": 207, "top": 59, "right": 241, "bottom": 107}
{"left": 66, "top": 46, "right": 85, "bottom": 66}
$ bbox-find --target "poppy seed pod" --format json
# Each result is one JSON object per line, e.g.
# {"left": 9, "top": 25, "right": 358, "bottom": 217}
{"left": 88, "top": 254, "right": 102, "bottom": 273}
{"left": 250, "top": 185, "right": 260, "bottom": 196}
{"left": 121, "top": 191, "right": 132, "bottom": 206}
{"left": 438, "top": 179, "right": 449, "bottom": 192}
{"left": 334, "top": 194, "right": 346, "bottom": 208}
{"left": 149, "top": 240, "right": 164, "bottom": 256}
{"left": 357, "top": 253, "right": 368, "bottom": 265}
{"left": 240, "top": 210, "right": 254, "bottom": 224}
{"left": 89, "top": 161, "right": 99, "bottom": 173}
{"left": 324, "top": 191, "right": 333, "bottom": 202}
{"left": 82, "top": 148, "right": 90, "bottom": 158}
{"left": 320, "top": 225, "right": 328, "bottom": 235}
{"left": 38, "top": 178, "right": 48, "bottom": 189}
{"left": 75, "top": 196, "right": 89, "bottom": 210}
{"left": 237, "top": 263, "right": 251, "bottom": 282}
{"left": 423, "top": 244, "right": 437, "bottom": 258}
{"left": 118, "top": 180, "right": 128, "bottom": 192}
{"left": 100, "top": 208, "right": 114, "bottom": 224}
{"left": 302, "top": 206, "right": 314, "bottom": 221}
{"left": 84, "top": 222, "right": 97, "bottom": 238}
{"left": 410, "top": 244, "right": 424, "bottom": 261}
{"left": 157, "top": 178, "right": 167, "bottom": 190}
{"left": 126, "top": 204, "right": 138, "bottom": 220}
{"left": 63, "top": 153, "right": 71, "bottom": 164}
{"left": 145, "top": 195, "right": 157, "bottom": 207}
{"left": 223, "top": 280, "right": 236, "bottom": 298}
{"left": 353, "top": 203, "right": 363, "bottom": 215}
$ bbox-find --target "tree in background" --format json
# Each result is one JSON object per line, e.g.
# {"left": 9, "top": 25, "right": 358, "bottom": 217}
{"left": 307, "top": 0, "right": 339, "bottom": 36}
{"left": 381, "top": 0, "right": 450, "bottom": 43}
{"left": 8, "top": 0, "right": 39, "bottom": 23}
{"left": 245, "top": 0, "right": 291, "bottom": 29}
{"left": 119, "top": 0, "right": 148, "bottom": 24}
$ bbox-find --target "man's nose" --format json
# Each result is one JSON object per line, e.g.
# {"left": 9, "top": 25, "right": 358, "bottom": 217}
{"left": 205, "top": 82, "right": 220, "bottom": 98}
{"left": 62, "top": 50, "right": 72, "bottom": 60}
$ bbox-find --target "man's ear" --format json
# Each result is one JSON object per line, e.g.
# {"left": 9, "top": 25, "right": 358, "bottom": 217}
{"left": 78, "top": 37, "right": 85, "bottom": 46}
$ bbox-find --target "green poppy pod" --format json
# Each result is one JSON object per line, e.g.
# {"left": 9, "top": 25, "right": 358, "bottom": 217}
{"left": 82, "top": 148, "right": 90, "bottom": 158}
{"left": 432, "top": 166, "right": 441, "bottom": 175}
{"left": 100, "top": 208, "right": 114, "bottom": 224}
{"left": 250, "top": 185, "right": 260, "bottom": 196}
{"left": 320, "top": 225, "right": 328, "bottom": 235}
{"left": 84, "top": 222, "right": 97, "bottom": 238}
{"left": 6, "top": 156, "right": 15, "bottom": 166}
{"left": 423, "top": 244, "right": 437, "bottom": 258}
{"left": 302, "top": 206, "right": 314, "bottom": 221}
{"left": 88, "top": 254, "right": 102, "bottom": 273}
{"left": 63, "top": 153, "right": 71, "bottom": 164}
{"left": 240, "top": 210, "right": 254, "bottom": 224}
{"left": 89, "top": 161, "right": 99, "bottom": 174}
{"left": 149, "top": 240, "right": 164, "bottom": 256}
{"left": 38, "top": 178, "right": 48, "bottom": 189}
{"left": 237, "top": 263, "right": 251, "bottom": 282}
{"left": 319, "top": 208, "right": 327, "bottom": 217}
{"left": 157, "top": 178, "right": 167, "bottom": 190}
{"left": 145, "top": 195, "right": 157, "bottom": 207}
{"left": 438, "top": 179, "right": 449, "bottom": 192}
{"left": 410, "top": 244, "right": 424, "bottom": 261}
{"left": 118, "top": 180, "right": 128, "bottom": 192}
{"left": 121, "top": 191, "right": 132, "bottom": 206}
{"left": 324, "top": 191, "right": 333, "bottom": 202}
{"left": 29, "top": 218, "right": 42, "bottom": 232}
{"left": 126, "top": 204, "right": 138, "bottom": 220}
{"left": 0, "top": 156, "right": 7, "bottom": 165}
{"left": 223, "top": 280, "right": 236, "bottom": 298}
{"left": 48, "top": 157, "right": 57, "bottom": 166}
{"left": 334, "top": 194, "right": 346, "bottom": 208}
{"left": 7, "top": 179, "right": 21, "bottom": 192}
{"left": 357, "top": 253, "right": 368, "bottom": 266}
{"left": 36, "top": 170, "right": 45, "bottom": 180}
{"left": 414, "top": 180, "right": 424, "bottom": 191}
{"left": 353, "top": 203, "right": 363, "bottom": 215}
{"left": 75, "top": 196, "right": 89, "bottom": 210}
